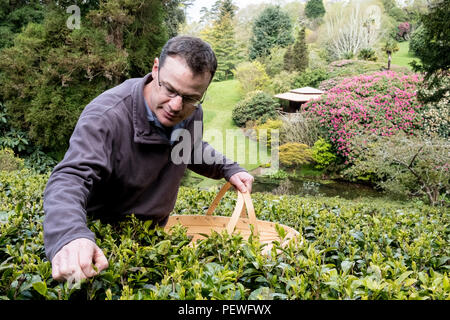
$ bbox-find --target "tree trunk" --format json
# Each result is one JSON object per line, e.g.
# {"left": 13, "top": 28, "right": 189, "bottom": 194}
{"left": 387, "top": 52, "right": 391, "bottom": 70}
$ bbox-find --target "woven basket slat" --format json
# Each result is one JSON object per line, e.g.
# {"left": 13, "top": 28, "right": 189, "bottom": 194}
{"left": 164, "top": 182, "right": 299, "bottom": 251}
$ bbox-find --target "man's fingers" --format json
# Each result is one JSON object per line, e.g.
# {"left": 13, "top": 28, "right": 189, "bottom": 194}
{"left": 52, "top": 252, "right": 85, "bottom": 282}
{"left": 51, "top": 238, "right": 107, "bottom": 282}
{"left": 78, "top": 244, "right": 98, "bottom": 278}
{"left": 93, "top": 246, "right": 109, "bottom": 273}
{"left": 244, "top": 179, "right": 253, "bottom": 194}
{"left": 235, "top": 180, "right": 247, "bottom": 193}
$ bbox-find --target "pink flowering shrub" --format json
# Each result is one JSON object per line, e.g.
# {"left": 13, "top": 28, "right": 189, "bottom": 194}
{"left": 301, "top": 71, "right": 424, "bottom": 164}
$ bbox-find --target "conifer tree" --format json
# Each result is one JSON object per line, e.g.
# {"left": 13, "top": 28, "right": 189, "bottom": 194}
{"left": 249, "top": 6, "right": 294, "bottom": 60}
{"left": 284, "top": 27, "right": 309, "bottom": 73}
{"left": 201, "top": 0, "right": 239, "bottom": 80}
{"left": 305, "top": 0, "right": 326, "bottom": 20}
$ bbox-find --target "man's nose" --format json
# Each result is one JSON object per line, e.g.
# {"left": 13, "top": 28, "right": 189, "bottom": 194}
{"left": 168, "top": 95, "right": 183, "bottom": 112}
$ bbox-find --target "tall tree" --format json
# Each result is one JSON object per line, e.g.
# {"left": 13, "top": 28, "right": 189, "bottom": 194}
{"left": 201, "top": 0, "right": 240, "bottom": 81}
{"left": 284, "top": 27, "right": 309, "bottom": 73}
{"left": 249, "top": 5, "right": 294, "bottom": 60}
{"left": 0, "top": 0, "right": 180, "bottom": 154}
{"left": 0, "top": 0, "right": 45, "bottom": 49}
{"left": 305, "top": 0, "right": 326, "bottom": 20}
{"left": 410, "top": 0, "right": 450, "bottom": 104}
{"left": 324, "top": 2, "right": 382, "bottom": 59}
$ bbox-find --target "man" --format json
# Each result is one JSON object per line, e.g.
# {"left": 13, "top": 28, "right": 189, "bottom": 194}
{"left": 43, "top": 36, "right": 254, "bottom": 282}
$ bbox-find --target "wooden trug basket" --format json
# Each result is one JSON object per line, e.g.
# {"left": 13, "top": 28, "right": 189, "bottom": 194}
{"left": 164, "top": 182, "right": 299, "bottom": 251}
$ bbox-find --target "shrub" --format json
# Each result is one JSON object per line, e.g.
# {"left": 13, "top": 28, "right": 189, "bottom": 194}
{"left": 255, "top": 119, "right": 283, "bottom": 147}
{"left": 0, "top": 148, "right": 24, "bottom": 171}
{"left": 279, "top": 112, "right": 323, "bottom": 147}
{"left": 233, "top": 61, "right": 270, "bottom": 95}
{"left": 1, "top": 171, "right": 449, "bottom": 300}
{"left": 418, "top": 76, "right": 450, "bottom": 139}
{"left": 344, "top": 133, "right": 450, "bottom": 206}
{"left": 232, "top": 91, "right": 278, "bottom": 127}
{"left": 268, "top": 70, "right": 299, "bottom": 94}
{"left": 311, "top": 138, "right": 338, "bottom": 169}
{"left": 409, "top": 25, "right": 425, "bottom": 56}
{"left": 279, "top": 142, "right": 313, "bottom": 167}
{"left": 302, "top": 71, "right": 424, "bottom": 163}
{"left": 259, "top": 46, "right": 288, "bottom": 77}
{"left": 293, "top": 68, "right": 329, "bottom": 88}
{"left": 358, "top": 48, "right": 378, "bottom": 61}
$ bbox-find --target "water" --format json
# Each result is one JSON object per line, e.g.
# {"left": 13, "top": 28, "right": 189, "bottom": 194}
{"left": 251, "top": 176, "right": 384, "bottom": 200}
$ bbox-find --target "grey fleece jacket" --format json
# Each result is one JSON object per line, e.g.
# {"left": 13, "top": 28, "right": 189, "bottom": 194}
{"left": 43, "top": 73, "right": 246, "bottom": 261}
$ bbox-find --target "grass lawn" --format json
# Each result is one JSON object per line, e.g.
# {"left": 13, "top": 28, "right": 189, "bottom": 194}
{"left": 391, "top": 41, "right": 419, "bottom": 70}
{"left": 186, "top": 79, "right": 271, "bottom": 188}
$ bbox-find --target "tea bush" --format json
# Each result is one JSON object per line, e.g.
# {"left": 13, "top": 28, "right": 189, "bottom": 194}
{"left": 1, "top": 170, "right": 449, "bottom": 300}
{"left": 0, "top": 148, "right": 24, "bottom": 172}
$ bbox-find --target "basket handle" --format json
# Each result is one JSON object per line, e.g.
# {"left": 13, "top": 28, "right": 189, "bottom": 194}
{"left": 206, "top": 182, "right": 259, "bottom": 235}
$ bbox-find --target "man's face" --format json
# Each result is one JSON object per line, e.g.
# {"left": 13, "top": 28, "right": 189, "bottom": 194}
{"left": 146, "top": 55, "right": 211, "bottom": 127}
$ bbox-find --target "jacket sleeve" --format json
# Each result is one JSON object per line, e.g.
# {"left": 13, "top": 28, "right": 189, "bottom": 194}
{"left": 187, "top": 140, "right": 247, "bottom": 180}
{"left": 43, "top": 113, "right": 113, "bottom": 262}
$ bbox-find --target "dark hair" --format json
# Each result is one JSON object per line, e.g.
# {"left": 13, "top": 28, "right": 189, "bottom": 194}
{"left": 159, "top": 36, "right": 217, "bottom": 81}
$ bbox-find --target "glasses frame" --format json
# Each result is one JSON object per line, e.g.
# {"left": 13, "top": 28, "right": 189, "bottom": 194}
{"left": 157, "top": 69, "right": 207, "bottom": 109}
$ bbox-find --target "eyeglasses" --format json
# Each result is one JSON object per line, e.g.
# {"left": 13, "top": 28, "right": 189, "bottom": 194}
{"left": 158, "top": 70, "right": 206, "bottom": 108}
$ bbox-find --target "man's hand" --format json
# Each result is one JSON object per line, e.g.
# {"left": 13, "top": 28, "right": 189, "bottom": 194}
{"left": 229, "top": 171, "right": 254, "bottom": 194}
{"left": 51, "top": 238, "right": 108, "bottom": 283}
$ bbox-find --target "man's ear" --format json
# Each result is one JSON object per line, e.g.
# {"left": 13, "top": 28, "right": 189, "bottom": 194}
{"left": 152, "top": 57, "right": 159, "bottom": 74}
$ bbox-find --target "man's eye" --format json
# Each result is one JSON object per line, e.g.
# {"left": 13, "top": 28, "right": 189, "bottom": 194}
{"left": 185, "top": 97, "right": 199, "bottom": 104}
{"left": 166, "top": 87, "right": 177, "bottom": 95}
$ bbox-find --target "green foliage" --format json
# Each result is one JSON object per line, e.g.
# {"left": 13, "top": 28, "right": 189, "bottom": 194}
{"left": 381, "top": 0, "right": 407, "bottom": 23}
{"left": 284, "top": 27, "right": 309, "bottom": 73}
{"left": 311, "top": 138, "right": 338, "bottom": 170}
{"left": 24, "top": 150, "right": 58, "bottom": 174}
{"left": 344, "top": 133, "right": 450, "bottom": 206}
{"left": 0, "top": 102, "right": 30, "bottom": 153}
{"left": 268, "top": 71, "right": 299, "bottom": 94}
{"left": 87, "top": 0, "right": 168, "bottom": 77}
{"left": 382, "top": 39, "right": 399, "bottom": 55}
{"left": 1, "top": 171, "right": 449, "bottom": 300}
{"left": 163, "top": 0, "right": 189, "bottom": 38}
{"left": 258, "top": 46, "right": 287, "bottom": 77}
{"left": 409, "top": 25, "right": 425, "bottom": 56}
{"left": 293, "top": 68, "right": 329, "bottom": 88}
{"left": 201, "top": 4, "right": 240, "bottom": 81}
{"left": 255, "top": 119, "right": 283, "bottom": 147}
{"left": 0, "top": 148, "right": 24, "bottom": 172}
{"left": 305, "top": 0, "right": 326, "bottom": 20}
{"left": 358, "top": 48, "right": 378, "bottom": 62}
{"left": 322, "top": 60, "right": 390, "bottom": 85}
{"left": 0, "top": 0, "right": 44, "bottom": 49}
{"left": 0, "top": 101, "right": 57, "bottom": 173}
{"left": 0, "top": 9, "right": 125, "bottom": 153}
{"left": 233, "top": 61, "right": 270, "bottom": 95}
{"left": 410, "top": 0, "right": 450, "bottom": 104}
{"left": 249, "top": 6, "right": 294, "bottom": 60}
{"left": 0, "top": 1, "right": 182, "bottom": 155}
{"left": 232, "top": 91, "right": 278, "bottom": 127}
{"left": 419, "top": 77, "right": 450, "bottom": 139}
{"left": 279, "top": 142, "right": 313, "bottom": 167}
